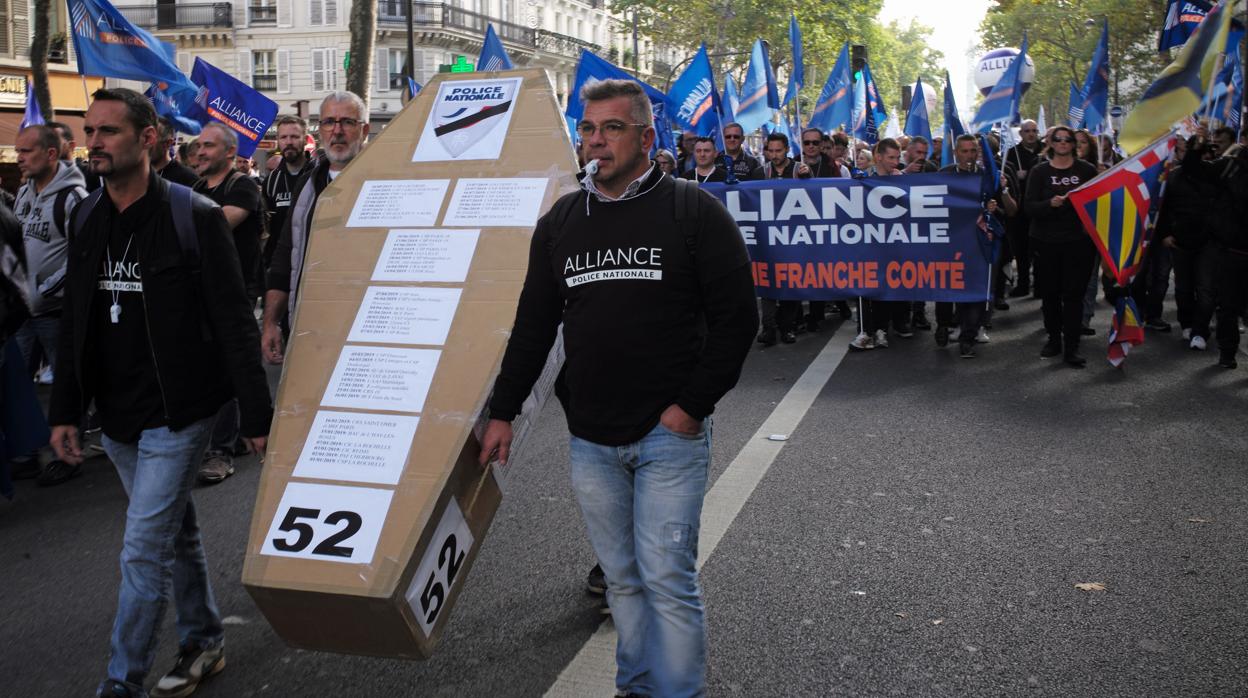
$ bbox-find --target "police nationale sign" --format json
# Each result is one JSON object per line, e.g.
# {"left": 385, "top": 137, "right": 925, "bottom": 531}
{"left": 703, "top": 174, "right": 995, "bottom": 302}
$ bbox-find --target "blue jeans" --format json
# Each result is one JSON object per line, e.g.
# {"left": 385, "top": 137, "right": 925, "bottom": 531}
{"left": 15, "top": 313, "right": 60, "bottom": 375}
{"left": 101, "top": 417, "right": 223, "bottom": 695}
{"left": 570, "top": 419, "right": 712, "bottom": 698}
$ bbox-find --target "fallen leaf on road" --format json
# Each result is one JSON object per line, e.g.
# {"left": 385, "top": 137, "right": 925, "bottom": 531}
{"left": 1074, "top": 582, "right": 1106, "bottom": 592}
{"left": 932, "top": 619, "right": 944, "bottom": 625}
{"left": 1187, "top": 518, "right": 1211, "bottom": 523}
{"left": 895, "top": 612, "right": 909, "bottom": 618}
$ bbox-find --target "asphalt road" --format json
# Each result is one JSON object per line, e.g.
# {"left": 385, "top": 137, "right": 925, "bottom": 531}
{"left": 2, "top": 295, "right": 1246, "bottom": 697}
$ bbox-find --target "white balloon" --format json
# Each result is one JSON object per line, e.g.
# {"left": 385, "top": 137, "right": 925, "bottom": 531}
{"left": 975, "top": 48, "right": 1036, "bottom": 97}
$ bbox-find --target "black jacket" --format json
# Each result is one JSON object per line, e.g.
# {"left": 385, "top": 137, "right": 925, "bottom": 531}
{"left": 1178, "top": 144, "right": 1248, "bottom": 252}
{"left": 49, "top": 173, "right": 273, "bottom": 437}
{"left": 0, "top": 202, "right": 28, "bottom": 342}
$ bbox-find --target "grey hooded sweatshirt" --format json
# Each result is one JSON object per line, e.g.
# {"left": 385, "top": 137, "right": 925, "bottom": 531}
{"left": 13, "top": 160, "right": 87, "bottom": 316}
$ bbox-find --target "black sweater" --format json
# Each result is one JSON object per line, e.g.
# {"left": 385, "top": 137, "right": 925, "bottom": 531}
{"left": 488, "top": 170, "right": 759, "bottom": 446}
{"left": 1024, "top": 159, "right": 1099, "bottom": 243}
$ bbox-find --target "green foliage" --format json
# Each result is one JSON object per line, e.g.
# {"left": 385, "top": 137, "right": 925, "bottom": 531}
{"left": 980, "top": 0, "right": 1166, "bottom": 121}
{"left": 607, "top": 0, "right": 943, "bottom": 123}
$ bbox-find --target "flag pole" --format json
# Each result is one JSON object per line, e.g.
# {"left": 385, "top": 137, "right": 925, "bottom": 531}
{"left": 81, "top": 74, "right": 91, "bottom": 108}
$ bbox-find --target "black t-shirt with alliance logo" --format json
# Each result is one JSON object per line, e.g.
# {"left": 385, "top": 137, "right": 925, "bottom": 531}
{"left": 90, "top": 187, "right": 167, "bottom": 443}
{"left": 488, "top": 171, "right": 757, "bottom": 446}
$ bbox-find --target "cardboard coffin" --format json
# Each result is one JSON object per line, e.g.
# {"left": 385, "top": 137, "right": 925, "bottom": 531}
{"left": 242, "top": 68, "right": 578, "bottom": 659}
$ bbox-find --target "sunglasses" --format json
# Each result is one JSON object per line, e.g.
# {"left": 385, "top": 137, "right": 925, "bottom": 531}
{"left": 724, "top": 134, "right": 743, "bottom": 139}
{"left": 802, "top": 140, "right": 821, "bottom": 146}
{"left": 1051, "top": 136, "right": 1074, "bottom": 144}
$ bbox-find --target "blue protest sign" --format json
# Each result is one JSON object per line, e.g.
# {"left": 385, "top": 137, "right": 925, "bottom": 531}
{"left": 189, "top": 57, "right": 279, "bottom": 158}
{"left": 702, "top": 174, "right": 992, "bottom": 302}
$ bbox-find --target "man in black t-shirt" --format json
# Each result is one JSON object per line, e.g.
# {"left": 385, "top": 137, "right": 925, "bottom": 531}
{"left": 262, "top": 116, "right": 312, "bottom": 269}
{"left": 681, "top": 137, "right": 728, "bottom": 183}
{"left": 193, "top": 121, "right": 265, "bottom": 483}
{"left": 151, "top": 118, "right": 198, "bottom": 187}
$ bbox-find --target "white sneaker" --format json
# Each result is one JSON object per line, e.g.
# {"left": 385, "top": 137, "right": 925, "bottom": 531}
{"left": 975, "top": 329, "right": 990, "bottom": 344}
{"left": 1190, "top": 335, "right": 1207, "bottom": 351}
{"left": 848, "top": 332, "right": 875, "bottom": 351}
{"left": 874, "top": 329, "right": 889, "bottom": 348}
{"left": 37, "top": 366, "right": 53, "bottom": 384}
{"left": 948, "top": 328, "right": 961, "bottom": 342}
{"left": 1182, "top": 328, "right": 1191, "bottom": 341}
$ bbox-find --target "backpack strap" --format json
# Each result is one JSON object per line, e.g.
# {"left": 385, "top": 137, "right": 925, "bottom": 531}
{"left": 165, "top": 181, "right": 199, "bottom": 265}
{"left": 69, "top": 188, "right": 106, "bottom": 244}
{"left": 671, "top": 177, "right": 700, "bottom": 259}
{"left": 52, "top": 188, "right": 77, "bottom": 240}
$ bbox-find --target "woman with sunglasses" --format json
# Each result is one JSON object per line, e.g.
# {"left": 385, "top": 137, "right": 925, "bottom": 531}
{"left": 1024, "top": 126, "right": 1100, "bottom": 367}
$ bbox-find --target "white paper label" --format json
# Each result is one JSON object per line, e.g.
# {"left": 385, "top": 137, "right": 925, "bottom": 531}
{"left": 321, "top": 346, "right": 441, "bottom": 413}
{"left": 292, "top": 411, "right": 419, "bottom": 485}
{"left": 346, "top": 180, "right": 450, "bottom": 228}
{"left": 442, "top": 178, "right": 549, "bottom": 228}
{"left": 412, "top": 77, "right": 524, "bottom": 162}
{"left": 348, "top": 286, "right": 462, "bottom": 346}
{"left": 260, "top": 482, "right": 393, "bottom": 565}
{"left": 406, "top": 498, "right": 475, "bottom": 636}
{"left": 372, "top": 229, "right": 480, "bottom": 283}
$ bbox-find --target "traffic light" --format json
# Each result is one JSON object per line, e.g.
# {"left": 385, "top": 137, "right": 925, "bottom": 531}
{"left": 851, "top": 44, "right": 867, "bottom": 78}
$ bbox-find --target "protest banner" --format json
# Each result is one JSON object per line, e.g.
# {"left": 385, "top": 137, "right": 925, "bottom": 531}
{"left": 703, "top": 174, "right": 994, "bottom": 303}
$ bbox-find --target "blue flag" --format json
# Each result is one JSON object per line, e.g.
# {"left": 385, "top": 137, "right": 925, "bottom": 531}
{"left": 722, "top": 74, "right": 740, "bottom": 124}
{"left": 68, "top": 0, "right": 196, "bottom": 95}
{"left": 1068, "top": 81, "right": 1085, "bottom": 126}
{"left": 1075, "top": 21, "right": 1111, "bottom": 134}
{"left": 904, "top": 77, "right": 931, "bottom": 143}
{"left": 808, "top": 43, "right": 852, "bottom": 133}
{"left": 736, "top": 39, "right": 780, "bottom": 133}
{"left": 667, "top": 44, "right": 722, "bottom": 138}
{"left": 1205, "top": 39, "right": 1243, "bottom": 129}
{"left": 408, "top": 77, "right": 422, "bottom": 98}
{"left": 942, "top": 71, "right": 966, "bottom": 166}
{"left": 972, "top": 35, "right": 1029, "bottom": 130}
{"left": 567, "top": 50, "right": 676, "bottom": 156}
{"left": 185, "top": 58, "right": 279, "bottom": 158}
{"left": 145, "top": 82, "right": 202, "bottom": 135}
{"left": 783, "top": 14, "right": 804, "bottom": 108}
{"left": 1159, "top": 0, "right": 1212, "bottom": 52}
{"left": 478, "top": 24, "right": 514, "bottom": 71}
{"left": 852, "top": 62, "right": 885, "bottom": 144}
{"left": 20, "top": 83, "right": 44, "bottom": 129}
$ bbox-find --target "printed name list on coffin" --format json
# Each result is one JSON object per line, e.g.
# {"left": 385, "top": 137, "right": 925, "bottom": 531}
{"left": 702, "top": 174, "right": 995, "bottom": 302}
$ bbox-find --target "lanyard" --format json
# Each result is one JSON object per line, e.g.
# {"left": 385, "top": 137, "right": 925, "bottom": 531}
{"left": 106, "top": 235, "right": 135, "bottom": 324}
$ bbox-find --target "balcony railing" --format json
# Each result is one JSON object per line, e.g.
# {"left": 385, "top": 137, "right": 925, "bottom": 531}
{"left": 534, "top": 29, "right": 599, "bottom": 60}
{"left": 248, "top": 5, "right": 277, "bottom": 25}
{"left": 253, "top": 74, "right": 277, "bottom": 91}
{"left": 378, "top": 2, "right": 535, "bottom": 47}
{"left": 118, "top": 2, "right": 234, "bottom": 30}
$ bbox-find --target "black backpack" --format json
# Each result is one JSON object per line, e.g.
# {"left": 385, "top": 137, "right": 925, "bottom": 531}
{"left": 71, "top": 182, "right": 198, "bottom": 262}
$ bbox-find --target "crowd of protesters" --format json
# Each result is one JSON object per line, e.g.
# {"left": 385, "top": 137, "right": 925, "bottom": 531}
{"left": 659, "top": 120, "right": 1248, "bottom": 368}
{"left": 1, "top": 77, "right": 1245, "bottom": 698}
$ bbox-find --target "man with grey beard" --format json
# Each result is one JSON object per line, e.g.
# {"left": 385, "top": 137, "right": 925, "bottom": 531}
{"left": 261, "top": 92, "right": 369, "bottom": 364}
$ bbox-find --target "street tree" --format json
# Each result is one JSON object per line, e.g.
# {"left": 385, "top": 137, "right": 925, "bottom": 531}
{"left": 346, "top": 0, "right": 378, "bottom": 115}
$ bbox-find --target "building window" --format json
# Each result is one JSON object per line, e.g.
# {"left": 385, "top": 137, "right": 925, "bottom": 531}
{"left": 310, "top": 0, "right": 337, "bottom": 26}
{"left": 501, "top": 0, "right": 512, "bottom": 22}
{"left": 388, "top": 48, "right": 407, "bottom": 90}
{"left": 253, "top": 50, "right": 277, "bottom": 91}
{"left": 249, "top": 0, "right": 277, "bottom": 26}
{"left": 312, "top": 48, "right": 338, "bottom": 91}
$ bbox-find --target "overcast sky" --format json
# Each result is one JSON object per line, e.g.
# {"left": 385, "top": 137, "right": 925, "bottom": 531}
{"left": 878, "top": 0, "right": 995, "bottom": 109}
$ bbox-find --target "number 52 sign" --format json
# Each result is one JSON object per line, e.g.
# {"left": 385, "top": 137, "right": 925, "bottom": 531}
{"left": 260, "top": 482, "right": 394, "bottom": 565}
{"left": 406, "top": 498, "right": 475, "bottom": 637}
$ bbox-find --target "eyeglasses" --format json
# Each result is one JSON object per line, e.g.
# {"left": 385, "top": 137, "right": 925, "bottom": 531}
{"left": 576, "top": 120, "right": 648, "bottom": 141}
{"left": 802, "top": 140, "right": 821, "bottom": 146}
{"left": 1051, "top": 136, "right": 1074, "bottom": 144}
{"left": 723, "top": 134, "right": 743, "bottom": 140}
{"left": 320, "top": 118, "right": 360, "bottom": 131}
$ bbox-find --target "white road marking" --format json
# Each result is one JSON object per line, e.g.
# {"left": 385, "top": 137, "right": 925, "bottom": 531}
{"left": 543, "top": 332, "right": 850, "bottom": 696}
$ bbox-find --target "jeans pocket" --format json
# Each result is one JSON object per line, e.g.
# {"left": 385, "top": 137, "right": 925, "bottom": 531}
{"left": 664, "top": 522, "right": 693, "bottom": 551}
{"left": 657, "top": 422, "right": 705, "bottom": 441}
